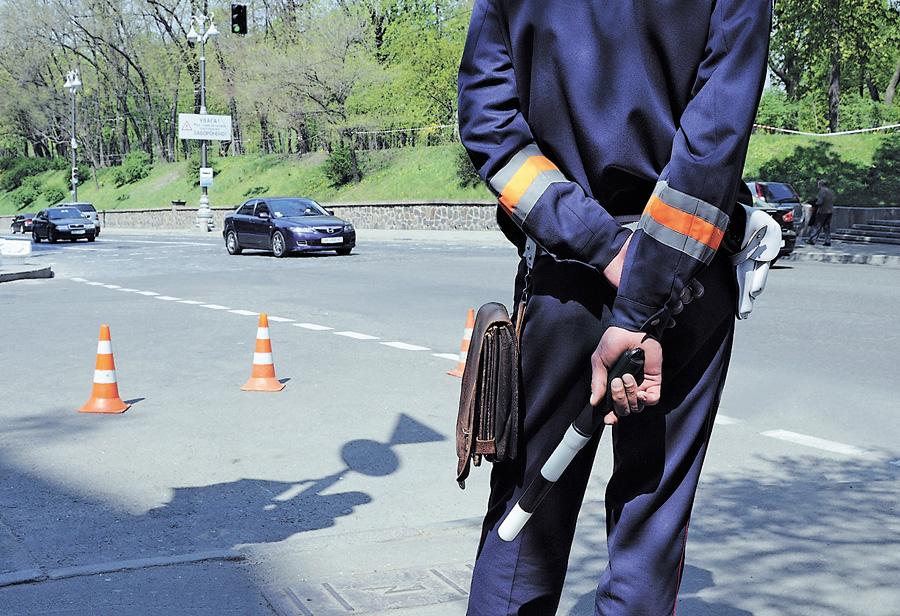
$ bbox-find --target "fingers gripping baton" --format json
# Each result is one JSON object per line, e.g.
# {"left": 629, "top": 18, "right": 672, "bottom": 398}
{"left": 497, "top": 349, "right": 645, "bottom": 542}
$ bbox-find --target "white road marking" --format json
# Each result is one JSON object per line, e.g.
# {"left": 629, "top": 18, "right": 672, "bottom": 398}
{"left": 715, "top": 415, "right": 744, "bottom": 425}
{"left": 294, "top": 323, "right": 333, "bottom": 331}
{"left": 761, "top": 430, "right": 869, "bottom": 456}
{"left": 334, "top": 331, "right": 379, "bottom": 340}
{"left": 68, "top": 278, "right": 463, "bottom": 363}
{"left": 381, "top": 342, "right": 430, "bottom": 351}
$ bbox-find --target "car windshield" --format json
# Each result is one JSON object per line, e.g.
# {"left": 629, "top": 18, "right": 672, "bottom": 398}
{"left": 49, "top": 208, "right": 83, "bottom": 219}
{"left": 761, "top": 183, "right": 798, "bottom": 203}
{"left": 269, "top": 198, "right": 328, "bottom": 218}
{"left": 71, "top": 203, "right": 95, "bottom": 212}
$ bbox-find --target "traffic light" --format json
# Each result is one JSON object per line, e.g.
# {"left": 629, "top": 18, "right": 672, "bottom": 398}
{"left": 231, "top": 4, "right": 247, "bottom": 35}
{"left": 72, "top": 167, "right": 79, "bottom": 185}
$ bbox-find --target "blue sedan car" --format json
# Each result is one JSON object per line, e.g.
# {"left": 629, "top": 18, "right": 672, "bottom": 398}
{"left": 223, "top": 197, "right": 356, "bottom": 257}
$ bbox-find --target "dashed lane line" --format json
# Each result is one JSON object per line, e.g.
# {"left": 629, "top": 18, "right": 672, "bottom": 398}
{"left": 761, "top": 429, "right": 870, "bottom": 456}
{"left": 68, "top": 278, "right": 451, "bottom": 361}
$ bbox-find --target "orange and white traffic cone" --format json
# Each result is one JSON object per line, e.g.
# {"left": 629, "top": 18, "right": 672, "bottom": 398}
{"left": 79, "top": 325, "right": 131, "bottom": 414}
{"left": 447, "top": 308, "right": 475, "bottom": 377}
{"left": 242, "top": 313, "right": 285, "bottom": 392}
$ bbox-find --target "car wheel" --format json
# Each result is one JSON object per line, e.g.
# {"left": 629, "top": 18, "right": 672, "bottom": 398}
{"left": 271, "top": 231, "right": 288, "bottom": 258}
{"left": 87, "top": 235, "right": 95, "bottom": 242}
{"left": 336, "top": 247, "right": 352, "bottom": 256}
{"left": 10, "top": 225, "right": 16, "bottom": 234}
{"left": 226, "top": 230, "right": 242, "bottom": 255}
{"left": 32, "top": 230, "right": 40, "bottom": 243}
{"left": 47, "top": 228, "right": 57, "bottom": 244}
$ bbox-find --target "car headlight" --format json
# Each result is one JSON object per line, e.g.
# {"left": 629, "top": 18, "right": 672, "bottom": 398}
{"left": 56, "top": 225, "right": 69, "bottom": 231}
{"left": 289, "top": 226, "right": 315, "bottom": 233}
{"left": 344, "top": 223, "right": 354, "bottom": 232}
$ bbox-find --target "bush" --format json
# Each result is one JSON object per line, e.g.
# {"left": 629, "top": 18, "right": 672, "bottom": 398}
{"left": 757, "top": 141, "right": 869, "bottom": 203}
{"left": 0, "top": 157, "right": 53, "bottom": 192}
{"left": 10, "top": 184, "right": 40, "bottom": 208}
{"left": 243, "top": 185, "right": 269, "bottom": 197}
{"left": 42, "top": 186, "right": 66, "bottom": 204}
{"left": 324, "top": 146, "right": 358, "bottom": 187}
{"left": 111, "top": 151, "right": 151, "bottom": 187}
{"left": 187, "top": 151, "right": 219, "bottom": 186}
{"left": 455, "top": 146, "right": 482, "bottom": 188}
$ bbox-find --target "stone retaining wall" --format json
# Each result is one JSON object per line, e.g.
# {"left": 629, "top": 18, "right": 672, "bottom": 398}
{"left": 0, "top": 200, "right": 500, "bottom": 232}
{"left": 2, "top": 201, "right": 898, "bottom": 234}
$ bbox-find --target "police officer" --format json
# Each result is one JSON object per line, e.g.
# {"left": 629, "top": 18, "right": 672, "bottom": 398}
{"left": 457, "top": 1, "right": 771, "bottom": 614}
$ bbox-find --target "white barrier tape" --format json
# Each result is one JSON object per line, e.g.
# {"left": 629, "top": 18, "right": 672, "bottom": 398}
{"left": 754, "top": 122, "right": 900, "bottom": 137}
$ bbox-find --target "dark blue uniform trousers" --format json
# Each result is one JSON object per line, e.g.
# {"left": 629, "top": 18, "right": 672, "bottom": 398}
{"left": 466, "top": 250, "right": 735, "bottom": 616}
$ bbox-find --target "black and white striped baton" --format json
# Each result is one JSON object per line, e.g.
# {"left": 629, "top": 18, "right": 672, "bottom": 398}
{"left": 498, "top": 348, "right": 645, "bottom": 542}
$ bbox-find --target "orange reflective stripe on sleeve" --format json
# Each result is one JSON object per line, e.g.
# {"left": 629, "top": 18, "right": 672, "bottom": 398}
{"left": 489, "top": 144, "right": 567, "bottom": 225}
{"left": 638, "top": 181, "right": 730, "bottom": 264}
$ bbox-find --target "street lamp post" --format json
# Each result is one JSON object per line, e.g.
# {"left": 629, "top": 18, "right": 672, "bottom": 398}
{"left": 187, "top": 13, "right": 219, "bottom": 232}
{"left": 63, "top": 69, "right": 82, "bottom": 201}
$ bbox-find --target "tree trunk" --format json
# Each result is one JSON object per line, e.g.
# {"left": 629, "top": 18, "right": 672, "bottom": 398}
{"left": 885, "top": 59, "right": 900, "bottom": 107}
{"left": 827, "top": 16, "right": 841, "bottom": 133}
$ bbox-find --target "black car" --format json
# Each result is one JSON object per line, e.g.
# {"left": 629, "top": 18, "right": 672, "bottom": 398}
{"left": 745, "top": 181, "right": 799, "bottom": 260}
{"left": 223, "top": 197, "right": 356, "bottom": 257}
{"left": 56, "top": 201, "right": 100, "bottom": 235}
{"left": 10, "top": 213, "right": 36, "bottom": 234}
{"left": 32, "top": 206, "right": 96, "bottom": 243}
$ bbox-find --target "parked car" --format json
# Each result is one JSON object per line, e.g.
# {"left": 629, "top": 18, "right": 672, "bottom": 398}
{"left": 223, "top": 197, "right": 356, "bottom": 257}
{"left": 10, "top": 213, "right": 36, "bottom": 234}
{"left": 32, "top": 206, "right": 96, "bottom": 243}
{"left": 745, "top": 181, "right": 800, "bottom": 261}
{"left": 56, "top": 201, "right": 100, "bottom": 235}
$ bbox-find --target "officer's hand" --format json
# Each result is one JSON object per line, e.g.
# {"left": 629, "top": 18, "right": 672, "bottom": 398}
{"left": 589, "top": 326, "right": 662, "bottom": 425}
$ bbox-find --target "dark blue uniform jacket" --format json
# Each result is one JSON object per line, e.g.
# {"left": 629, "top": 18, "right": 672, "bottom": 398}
{"left": 458, "top": 0, "right": 771, "bottom": 339}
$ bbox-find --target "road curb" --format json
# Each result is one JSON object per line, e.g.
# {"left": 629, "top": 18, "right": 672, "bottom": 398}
{"left": 0, "top": 265, "right": 53, "bottom": 283}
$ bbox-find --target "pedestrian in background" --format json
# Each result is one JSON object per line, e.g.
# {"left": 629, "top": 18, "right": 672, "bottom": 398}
{"left": 457, "top": 0, "right": 771, "bottom": 614}
{"left": 806, "top": 179, "right": 835, "bottom": 246}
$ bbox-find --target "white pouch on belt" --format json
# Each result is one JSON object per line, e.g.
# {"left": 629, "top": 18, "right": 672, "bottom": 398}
{"left": 730, "top": 204, "right": 783, "bottom": 320}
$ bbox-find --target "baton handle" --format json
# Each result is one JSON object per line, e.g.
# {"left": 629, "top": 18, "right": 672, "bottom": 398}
{"left": 497, "top": 349, "right": 644, "bottom": 542}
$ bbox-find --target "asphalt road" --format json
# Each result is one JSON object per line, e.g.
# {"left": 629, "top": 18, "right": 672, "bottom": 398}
{"left": 1, "top": 229, "right": 898, "bottom": 616}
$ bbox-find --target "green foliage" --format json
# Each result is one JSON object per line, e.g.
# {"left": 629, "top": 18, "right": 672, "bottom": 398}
{"left": 42, "top": 185, "right": 66, "bottom": 204}
{"left": 187, "top": 151, "right": 220, "bottom": 186}
{"left": 864, "top": 135, "right": 900, "bottom": 201}
{"left": 455, "top": 146, "right": 482, "bottom": 188}
{"left": 111, "top": 151, "right": 151, "bottom": 188}
{"left": 324, "top": 146, "right": 359, "bottom": 187}
{"left": 0, "top": 157, "right": 53, "bottom": 192}
{"left": 10, "top": 183, "right": 39, "bottom": 208}
{"left": 243, "top": 185, "right": 269, "bottom": 196}
{"left": 754, "top": 136, "right": 900, "bottom": 205}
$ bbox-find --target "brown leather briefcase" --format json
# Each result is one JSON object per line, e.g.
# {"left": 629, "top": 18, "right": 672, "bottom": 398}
{"left": 455, "top": 302, "right": 522, "bottom": 489}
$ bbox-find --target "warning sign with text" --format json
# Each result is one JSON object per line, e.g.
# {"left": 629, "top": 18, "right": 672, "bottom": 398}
{"left": 178, "top": 114, "right": 233, "bottom": 141}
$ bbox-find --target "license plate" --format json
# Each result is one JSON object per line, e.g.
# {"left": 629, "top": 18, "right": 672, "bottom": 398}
{"left": 321, "top": 237, "right": 343, "bottom": 244}
{"left": 71, "top": 230, "right": 85, "bottom": 235}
